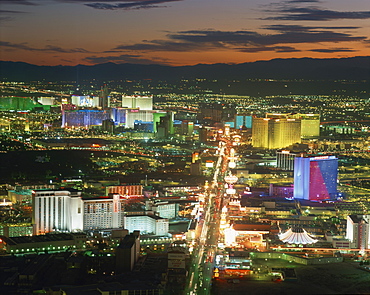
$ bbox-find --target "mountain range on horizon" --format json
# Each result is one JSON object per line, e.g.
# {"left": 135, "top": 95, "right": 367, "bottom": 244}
{"left": 0, "top": 56, "right": 369, "bottom": 82}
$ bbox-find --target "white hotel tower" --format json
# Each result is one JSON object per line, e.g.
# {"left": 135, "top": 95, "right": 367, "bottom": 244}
{"left": 32, "top": 189, "right": 83, "bottom": 235}
{"left": 122, "top": 95, "right": 153, "bottom": 110}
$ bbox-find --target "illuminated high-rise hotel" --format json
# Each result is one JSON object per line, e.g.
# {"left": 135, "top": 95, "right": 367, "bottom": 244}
{"left": 252, "top": 117, "right": 301, "bottom": 149}
{"left": 32, "top": 190, "right": 83, "bottom": 235}
{"left": 293, "top": 156, "right": 338, "bottom": 201}
{"left": 267, "top": 113, "right": 320, "bottom": 138}
{"left": 83, "top": 195, "right": 125, "bottom": 230}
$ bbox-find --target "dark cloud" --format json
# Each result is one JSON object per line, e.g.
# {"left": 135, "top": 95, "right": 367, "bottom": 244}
{"left": 0, "top": 16, "right": 13, "bottom": 22}
{"left": 0, "top": 7, "right": 28, "bottom": 23}
{"left": 264, "top": 24, "right": 361, "bottom": 32}
{"left": 43, "top": 45, "right": 89, "bottom": 53}
{"left": 61, "top": 59, "right": 74, "bottom": 63}
{"left": 286, "top": 0, "right": 320, "bottom": 2}
{"left": 0, "top": 9, "right": 26, "bottom": 13}
{"left": 112, "top": 27, "right": 366, "bottom": 53}
{"left": 309, "top": 48, "right": 357, "bottom": 53}
{"left": 114, "top": 38, "right": 222, "bottom": 52}
{"left": 170, "top": 29, "right": 365, "bottom": 46}
{"left": 57, "top": 0, "right": 182, "bottom": 10}
{"left": 239, "top": 46, "right": 300, "bottom": 53}
{"left": 266, "top": 7, "right": 370, "bottom": 21}
{"left": 84, "top": 54, "right": 169, "bottom": 64}
{"left": 109, "top": 29, "right": 363, "bottom": 58}
{"left": 0, "top": 41, "right": 89, "bottom": 53}
{"left": 0, "top": 0, "right": 36, "bottom": 5}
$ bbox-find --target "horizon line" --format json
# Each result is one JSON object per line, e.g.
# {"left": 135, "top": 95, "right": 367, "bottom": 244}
{"left": 1, "top": 55, "right": 369, "bottom": 68}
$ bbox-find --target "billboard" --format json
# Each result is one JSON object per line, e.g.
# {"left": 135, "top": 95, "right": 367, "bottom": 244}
{"left": 168, "top": 252, "right": 185, "bottom": 269}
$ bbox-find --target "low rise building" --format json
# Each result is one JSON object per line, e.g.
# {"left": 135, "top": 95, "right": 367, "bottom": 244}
{"left": 0, "top": 232, "right": 86, "bottom": 254}
{"left": 124, "top": 215, "right": 169, "bottom": 236}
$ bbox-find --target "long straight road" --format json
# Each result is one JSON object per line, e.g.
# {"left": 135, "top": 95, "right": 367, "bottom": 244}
{"left": 185, "top": 141, "right": 227, "bottom": 295}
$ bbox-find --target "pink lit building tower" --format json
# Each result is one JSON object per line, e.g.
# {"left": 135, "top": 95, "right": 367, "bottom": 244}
{"left": 293, "top": 156, "right": 338, "bottom": 201}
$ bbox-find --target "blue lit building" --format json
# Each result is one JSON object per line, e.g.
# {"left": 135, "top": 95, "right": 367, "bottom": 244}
{"left": 293, "top": 156, "right": 338, "bottom": 201}
{"left": 62, "top": 110, "right": 112, "bottom": 127}
{"left": 236, "top": 115, "right": 252, "bottom": 129}
{"left": 111, "top": 108, "right": 126, "bottom": 125}
{"left": 225, "top": 115, "right": 252, "bottom": 129}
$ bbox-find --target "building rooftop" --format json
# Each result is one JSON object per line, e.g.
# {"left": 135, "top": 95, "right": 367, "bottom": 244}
{"left": 126, "top": 214, "right": 166, "bottom": 220}
{"left": 233, "top": 222, "right": 271, "bottom": 231}
{"left": 118, "top": 238, "right": 136, "bottom": 250}
{"left": 348, "top": 215, "right": 368, "bottom": 224}
{"left": 1, "top": 232, "right": 85, "bottom": 246}
{"left": 33, "top": 188, "right": 80, "bottom": 193}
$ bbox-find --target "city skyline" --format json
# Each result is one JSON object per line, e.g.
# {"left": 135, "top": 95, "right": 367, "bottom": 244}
{"left": 0, "top": 0, "right": 369, "bottom": 66}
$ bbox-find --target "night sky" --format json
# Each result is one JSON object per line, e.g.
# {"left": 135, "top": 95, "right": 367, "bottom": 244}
{"left": 0, "top": 0, "right": 369, "bottom": 66}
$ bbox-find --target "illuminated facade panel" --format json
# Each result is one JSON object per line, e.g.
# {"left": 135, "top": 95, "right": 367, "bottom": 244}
{"left": 38, "top": 97, "right": 56, "bottom": 105}
{"left": 236, "top": 115, "right": 252, "bottom": 129}
{"left": 251, "top": 118, "right": 269, "bottom": 148}
{"left": 266, "top": 113, "right": 320, "bottom": 138}
{"left": 122, "top": 96, "right": 153, "bottom": 110}
{"left": 294, "top": 156, "right": 338, "bottom": 201}
{"left": 62, "top": 110, "right": 112, "bottom": 127}
{"left": 111, "top": 108, "right": 126, "bottom": 125}
{"left": 298, "top": 114, "right": 320, "bottom": 138}
{"left": 152, "top": 202, "right": 178, "bottom": 219}
{"left": 106, "top": 185, "right": 143, "bottom": 197}
{"left": 276, "top": 150, "right": 299, "bottom": 171}
{"left": 71, "top": 95, "right": 99, "bottom": 108}
{"left": 153, "top": 112, "right": 172, "bottom": 133}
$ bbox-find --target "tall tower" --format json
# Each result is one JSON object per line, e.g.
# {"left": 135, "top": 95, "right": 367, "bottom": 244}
{"left": 293, "top": 156, "right": 338, "bottom": 201}
{"left": 154, "top": 111, "right": 174, "bottom": 137}
{"left": 346, "top": 215, "right": 370, "bottom": 252}
{"left": 100, "top": 84, "right": 110, "bottom": 109}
